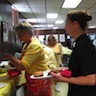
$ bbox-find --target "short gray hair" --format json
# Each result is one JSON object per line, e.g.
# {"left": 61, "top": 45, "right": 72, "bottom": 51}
{"left": 15, "top": 21, "right": 33, "bottom": 36}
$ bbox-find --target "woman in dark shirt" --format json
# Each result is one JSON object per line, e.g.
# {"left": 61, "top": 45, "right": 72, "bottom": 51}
{"left": 50, "top": 10, "right": 96, "bottom": 96}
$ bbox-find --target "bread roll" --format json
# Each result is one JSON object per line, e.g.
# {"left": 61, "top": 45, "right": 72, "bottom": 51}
{"left": 33, "top": 71, "right": 43, "bottom": 77}
{"left": 51, "top": 69, "right": 61, "bottom": 73}
{"left": 48, "top": 69, "right": 61, "bottom": 75}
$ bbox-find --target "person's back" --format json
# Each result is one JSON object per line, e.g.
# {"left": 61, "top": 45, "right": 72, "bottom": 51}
{"left": 43, "top": 45, "right": 58, "bottom": 69}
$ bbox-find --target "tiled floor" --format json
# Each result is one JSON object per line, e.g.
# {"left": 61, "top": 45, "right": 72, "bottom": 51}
{"left": 52, "top": 82, "right": 68, "bottom": 96}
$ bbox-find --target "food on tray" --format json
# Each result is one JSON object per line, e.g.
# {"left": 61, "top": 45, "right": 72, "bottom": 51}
{"left": 48, "top": 68, "right": 72, "bottom": 78}
{"left": 33, "top": 71, "right": 43, "bottom": 77}
{"left": 51, "top": 69, "right": 61, "bottom": 73}
{"left": 48, "top": 69, "right": 61, "bottom": 75}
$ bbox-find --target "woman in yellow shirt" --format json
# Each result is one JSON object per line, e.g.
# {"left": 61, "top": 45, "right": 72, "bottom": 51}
{"left": 4, "top": 21, "right": 51, "bottom": 96}
{"left": 47, "top": 35, "right": 63, "bottom": 92}
{"left": 47, "top": 35, "right": 63, "bottom": 67}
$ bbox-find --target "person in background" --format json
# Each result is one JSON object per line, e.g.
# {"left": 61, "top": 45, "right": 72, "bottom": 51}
{"left": 43, "top": 44, "right": 58, "bottom": 96}
{"left": 43, "top": 44, "right": 58, "bottom": 69}
{"left": 50, "top": 10, "right": 96, "bottom": 96}
{"left": 4, "top": 21, "right": 51, "bottom": 96}
{"left": 47, "top": 35, "right": 63, "bottom": 67}
{"left": 93, "top": 39, "right": 96, "bottom": 48}
{"left": 47, "top": 35, "right": 63, "bottom": 92}
{"left": 43, "top": 37, "right": 47, "bottom": 45}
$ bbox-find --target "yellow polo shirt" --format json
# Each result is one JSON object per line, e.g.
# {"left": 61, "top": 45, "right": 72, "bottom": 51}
{"left": 20, "top": 38, "right": 49, "bottom": 75}
{"left": 48, "top": 43, "right": 63, "bottom": 67}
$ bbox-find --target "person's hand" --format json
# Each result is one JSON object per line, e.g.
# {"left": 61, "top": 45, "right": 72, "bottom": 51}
{"left": 3, "top": 54, "right": 13, "bottom": 60}
{"left": 50, "top": 72, "right": 64, "bottom": 81}
{"left": 0, "top": 53, "right": 11, "bottom": 61}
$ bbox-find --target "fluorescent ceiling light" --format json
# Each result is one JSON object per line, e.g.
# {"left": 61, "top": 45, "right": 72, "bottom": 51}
{"left": 47, "top": 13, "right": 58, "bottom": 18}
{"left": 47, "top": 24, "right": 53, "bottom": 27}
{"left": 35, "top": 28, "right": 47, "bottom": 30}
{"left": 55, "top": 20, "right": 64, "bottom": 24}
{"left": 53, "top": 27, "right": 58, "bottom": 29}
{"left": 33, "top": 25, "right": 46, "bottom": 27}
{"left": 62, "top": 0, "right": 82, "bottom": 8}
{"left": 33, "top": 25, "right": 40, "bottom": 27}
{"left": 40, "top": 25, "right": 46, "bottom": 27}
{"left": 88, "top": 26, "right": 96, "bottom": 29}
{"left": 26, "top": 18, "right": 37, "bottom": 23}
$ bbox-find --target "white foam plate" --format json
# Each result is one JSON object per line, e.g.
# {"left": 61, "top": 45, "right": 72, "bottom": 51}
{"left": 0, "top": 82, "right": 7, "bottom": 88}
{"left": 0, "top": 61, "right": 9, "bottom": 66}
{"left": 30, "top": 70, "right": 52, "bottom": 79}
{"left": 0, "top": 61, "right": 15, "bottom": 70}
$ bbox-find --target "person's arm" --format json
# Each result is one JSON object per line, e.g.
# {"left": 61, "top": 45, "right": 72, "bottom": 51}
{"left": 51, "top": 72, "right": 96, "bottom": 86}
{"left": 4, "top": 54, "right": 25, "bottom": 71}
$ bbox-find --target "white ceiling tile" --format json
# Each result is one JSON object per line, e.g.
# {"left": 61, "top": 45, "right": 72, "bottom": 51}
{"left": 31, "top": 7, "right": 46, "bottom": 14}
{"left": 47, "top": 0, "right": 64, "bottom": 7}
{"left": 47, "top": 8, "right": 60, "bottom": 13}
{"left": 21, "top": 13, "right": 35, "bottom": 18}
{"left": 28, "top": 0, "right": 45, "bottom": 7}
{"left": 37, "top": 18, "right": 46, "bottom": 23}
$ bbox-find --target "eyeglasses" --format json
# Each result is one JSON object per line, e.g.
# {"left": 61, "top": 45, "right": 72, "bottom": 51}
{"left": 16, "top": 33, "right": 22, "bottom": 38}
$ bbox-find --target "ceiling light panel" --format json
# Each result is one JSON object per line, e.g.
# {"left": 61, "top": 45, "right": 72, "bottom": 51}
{"left": 35, "top": 27, "right": 47, "bottom": 30}
{"left": 32, "top": 25, "right": 40, "bottom": 27}
{"left": 88, "top": 26, "right": 96, "bottom": 29}
{"left": 47, "top": 24, "right": 53, "bottom": 27}
{"left": 55, "top": 20, "right": 64, "bottom": 24}
{"left": 47, "top": 13, "right": 58, "bottom": 18}
{"left": 32, "top": 24, "right": 47, "bottom": 29}
{"left": 16, "top": 7, "right": 31, "bottom": 12}
{"left": 62, "top": 0, "right": 82, "bottom": 8}
{"left": 53, "top": 27, "right": 58, "bottom": 29}
{"left": 26, "top": 18, "right": 37, "bottom": 23}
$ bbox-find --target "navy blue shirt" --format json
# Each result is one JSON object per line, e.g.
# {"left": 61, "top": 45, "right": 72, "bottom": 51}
{"left": 68, "top": 34, "right": 96, "bottom": 96}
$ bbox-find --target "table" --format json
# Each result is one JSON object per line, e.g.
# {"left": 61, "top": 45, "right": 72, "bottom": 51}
{"left": 0, "top": 71, "right": 26, "bottom": 96}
